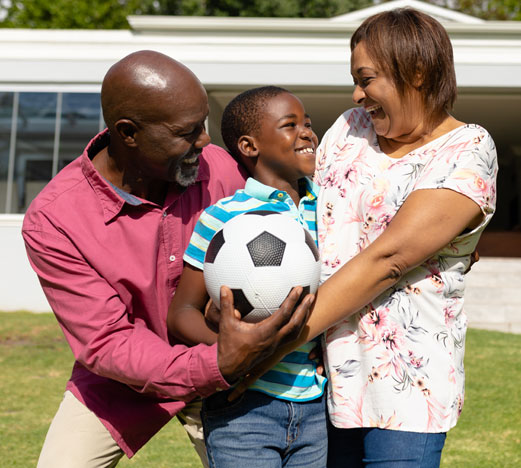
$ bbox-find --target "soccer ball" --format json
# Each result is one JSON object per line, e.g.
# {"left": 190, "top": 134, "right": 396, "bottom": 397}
{"left": 203, "top": 210, "right": 320, "bottom": 323}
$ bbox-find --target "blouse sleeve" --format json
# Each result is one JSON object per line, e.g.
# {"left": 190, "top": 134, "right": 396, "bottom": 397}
{"left": 414, "top": 125, "right": 498, "bottom": 226}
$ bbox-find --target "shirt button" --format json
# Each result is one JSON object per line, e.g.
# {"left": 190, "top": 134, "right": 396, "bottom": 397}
{"left": 162, "top": 211, "right": 167, "bottom": 218}
{"left": 215, "top": 387, "right": 223, "bottom": 392}
{"left": 169, "top": 255, "right": 176, "bottom": 261}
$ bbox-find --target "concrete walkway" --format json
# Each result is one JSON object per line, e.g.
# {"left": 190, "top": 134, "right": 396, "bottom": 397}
{"left": 465, "top": 257, "right": 521, "bottom": 334}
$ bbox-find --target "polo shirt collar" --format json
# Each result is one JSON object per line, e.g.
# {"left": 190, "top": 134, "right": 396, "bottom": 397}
{"left": 244, "top": 176, "right": 318, "bottom": 202}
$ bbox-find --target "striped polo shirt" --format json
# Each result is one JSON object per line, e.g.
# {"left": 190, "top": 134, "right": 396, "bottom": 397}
{"left": 184, "top": 177, "right": 326, "bottom": 402}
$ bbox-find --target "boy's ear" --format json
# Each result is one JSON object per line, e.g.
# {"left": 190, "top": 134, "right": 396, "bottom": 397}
{"left": 237, "top": 135, "right": 259, "bottom": 159}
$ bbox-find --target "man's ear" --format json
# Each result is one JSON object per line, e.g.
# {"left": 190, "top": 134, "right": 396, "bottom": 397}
{"left": 237, "top": 135, "right": 259, "bottom": 160}
{"left": 114, "top": 119, "right": 139, "bottom": 147}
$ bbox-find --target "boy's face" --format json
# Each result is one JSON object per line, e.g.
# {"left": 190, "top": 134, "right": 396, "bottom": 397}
{"left": 253, "top": 93, "right": 317, "bottom": 184}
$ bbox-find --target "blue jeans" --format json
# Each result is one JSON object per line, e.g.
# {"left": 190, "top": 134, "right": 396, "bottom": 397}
{"left": 202, "top": 389, "right": 327, "bottom": 468}
{"left": 327, "top": 422, "right": 446, "bottom": 468}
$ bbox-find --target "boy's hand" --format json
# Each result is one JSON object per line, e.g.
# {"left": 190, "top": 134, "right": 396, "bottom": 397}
{"left": 204, "top": 298, "right": 240, "bottom": 332}
{"left": 308, "top": 342, "right": 325, "bottom": 376}
{"left": 216, "top": 285, "right": 313, "bottom": 384}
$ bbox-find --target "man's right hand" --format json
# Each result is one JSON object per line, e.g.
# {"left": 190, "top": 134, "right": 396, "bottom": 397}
{"left": 216, "top": 285, "right": 313, "bottom": 384}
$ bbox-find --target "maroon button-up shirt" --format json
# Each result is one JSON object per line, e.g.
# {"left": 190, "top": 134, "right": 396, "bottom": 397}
{"left": 22, "top": 130, "right": 247, "bottom": 456}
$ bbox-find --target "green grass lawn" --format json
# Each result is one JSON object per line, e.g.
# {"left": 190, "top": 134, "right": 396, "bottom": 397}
{"left": 0, "top": 312, "right": 519, "bottom": 467}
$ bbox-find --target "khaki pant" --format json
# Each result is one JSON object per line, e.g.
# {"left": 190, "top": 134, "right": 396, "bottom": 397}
{"left": 37, "top": 391, "right": 208, "bottom": 468}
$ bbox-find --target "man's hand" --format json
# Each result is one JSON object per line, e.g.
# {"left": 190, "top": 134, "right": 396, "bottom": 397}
{"left": 216, "top": 285, "right": 313, "bottom": 384}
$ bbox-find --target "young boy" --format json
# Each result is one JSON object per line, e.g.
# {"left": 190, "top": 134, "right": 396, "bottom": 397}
{"left": 167, "top": 86, "right": 326, "bottom": 468}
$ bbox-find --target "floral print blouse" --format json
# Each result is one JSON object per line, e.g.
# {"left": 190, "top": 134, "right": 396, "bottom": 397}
{"left": 315, "top": 108, "right": 498, "bottom": 433}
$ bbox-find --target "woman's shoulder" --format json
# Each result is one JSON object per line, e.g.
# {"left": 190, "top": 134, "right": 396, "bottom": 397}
{"left": 450, "top": 122, "right": 494, "bottom": 144}
{"left": 441, "top": 123, "right": 497, "bottom": 159}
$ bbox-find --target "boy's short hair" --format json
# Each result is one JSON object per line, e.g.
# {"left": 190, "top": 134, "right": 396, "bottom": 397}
{"left": 221, "top": 86, "right": 290, "bottom": 161}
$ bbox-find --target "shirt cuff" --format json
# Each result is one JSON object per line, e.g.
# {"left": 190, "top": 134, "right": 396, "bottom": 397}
{"left": 189, "top": 343, "right": 231, "bottom": 396}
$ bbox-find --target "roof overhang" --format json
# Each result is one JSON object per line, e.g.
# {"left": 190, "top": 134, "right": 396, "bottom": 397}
{"left": 0, "top": 10, "right": 520, "bottom": 92}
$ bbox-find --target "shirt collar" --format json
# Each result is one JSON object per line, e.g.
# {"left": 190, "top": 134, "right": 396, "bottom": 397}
{"left": 244, "top": 176, "right": 318, "bottom": 202}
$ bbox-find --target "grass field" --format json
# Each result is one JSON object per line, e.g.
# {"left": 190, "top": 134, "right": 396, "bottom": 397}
{"left": 0, "top": 311, "right": 519, "bottom": 467}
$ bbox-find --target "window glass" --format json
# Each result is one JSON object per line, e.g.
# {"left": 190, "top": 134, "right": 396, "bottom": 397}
{"left": 0, "top": 92, "right": 13, "bottom": 212}
{"left": 60, "top": 93, "right": 102, "bottom": 166}
{"left": 15, "top": 92, "right": 57, "bottom": 212}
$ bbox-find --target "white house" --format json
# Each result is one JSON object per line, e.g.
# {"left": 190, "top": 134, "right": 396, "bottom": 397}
{"left": 0, "top": 0, "right": 519, "bottom": 332}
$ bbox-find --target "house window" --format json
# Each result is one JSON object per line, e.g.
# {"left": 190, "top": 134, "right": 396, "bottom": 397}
{"left": 0, "top": 91, "right": 103, "bottom": 213}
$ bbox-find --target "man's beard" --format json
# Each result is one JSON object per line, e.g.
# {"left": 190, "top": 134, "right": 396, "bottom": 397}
{"left": 174, "top": 160, "right": 199, "bottom": 187}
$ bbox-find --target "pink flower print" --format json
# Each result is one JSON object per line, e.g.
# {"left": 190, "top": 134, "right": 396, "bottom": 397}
{"left": 368, "top": 366, "right": 383, "bottom": 383}
{"left": 324, "top": 171, "right": 338, "bottom": 188}
{"left": 381, "top": 323, "right": 405, "bottom": 352}
{"left": 405, "top": 283, "right": 421, "bottom": 295}
{"left": 369, "top": 412, "right": 402, "bottom": 430}
{"left": 424, "top": 258, "right": 441, "bottom": 275}
{"left": 324, "top": 256, "right": 342, "bottom": 269}
{"left": 474, "top": 174, "right": 486, "bottom": 191}
{"left": 362, "top": 306, "right": 390, "bottom": 331}
{"left": 377, "top": 213, "right": 393, "bottom": 229}
{"left": 427, "top": 273, "right": 444, "bottom": 292}
{"left": 444, "top": 306, "right": 456, "bottom": 326}
{"left": 413, "top": 377, "right": 428, "bottom": 392}
{"left": 448, "top": 365, "right": 456, "bottom": 384}
{"left": 358, "top": 306, "right": 391, "bottom": 349}
{"left": 322, "top": 202, "right": 334, "bottom": 225}
{"left": 362, "top": 215, "right": 376, "bottom": 234}
{"left": 334, "top": 142, "right": 354, "bottom": 161}
{"left": 331, "top": 383, "right": 368, "bottom": 427}
{"left": 408, "top": 350, "right": 424, "bottom": 368}
{"left": 456, "top": 394, "right": 464, "bottom": 416}
{"left": 369, "top": 193, "right": 385, "bottom": 210}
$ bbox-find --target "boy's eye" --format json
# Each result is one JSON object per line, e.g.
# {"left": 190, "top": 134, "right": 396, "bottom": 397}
{"left": 281, "top": 122, "right": 296, "bottom": 128}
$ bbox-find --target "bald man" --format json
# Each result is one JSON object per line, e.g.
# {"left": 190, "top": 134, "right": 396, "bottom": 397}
{"left": 22, "top": 51, "right": 312, "bottom": 468}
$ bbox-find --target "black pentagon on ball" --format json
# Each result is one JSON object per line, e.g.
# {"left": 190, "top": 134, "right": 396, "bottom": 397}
{"left": 231, "top": 288, "right": 254, "bottom": 317}
{"left": 247, "top": 231, "right": 286, "bottom": 267}
{"left": 304, "top": 230, "right": 320, "bottom": 261}
{"left": 205, "top": 229, "right": 225, "bottom": 264}
{"left": 243, "top": 210, "right": 280, "bottom": 217}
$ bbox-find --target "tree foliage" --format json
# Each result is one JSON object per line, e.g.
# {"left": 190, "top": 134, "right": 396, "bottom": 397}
{"left": 0, "top": 0, "right": 372, "bottom": 28}
{"left": 426, "top": 0, "right": 521, "bottom": 21}
{"left": 0, "top": 0, "right": 519, "bottom": 29}
{"left": 0, "top": 0, "right": 155, "bottom": 29}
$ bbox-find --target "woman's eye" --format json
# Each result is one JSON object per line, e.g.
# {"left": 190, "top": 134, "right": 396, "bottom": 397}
{"left": 361, "top": 77, "right": 373, "bottom": 87}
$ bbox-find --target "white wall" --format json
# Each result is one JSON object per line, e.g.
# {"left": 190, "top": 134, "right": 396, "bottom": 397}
{"left": 1, "top": 215, "right": 50, "bottom": 312}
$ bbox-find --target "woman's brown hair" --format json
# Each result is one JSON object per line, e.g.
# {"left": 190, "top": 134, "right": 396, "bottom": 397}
{"left": 350, "top": 8, "right": 457, "bottom": 127}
